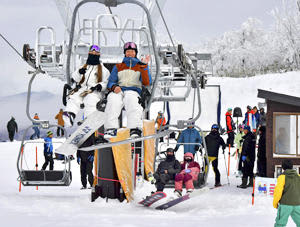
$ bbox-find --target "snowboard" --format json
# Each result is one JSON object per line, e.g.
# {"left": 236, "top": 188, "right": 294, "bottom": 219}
{"left": 155, "top": 187, "right": 209, "bottom": 210}
{"left": 56, "top": 110, "right": 106, "bottom": 156}
{"left": 139, "top": 191, "right": 167, "bottom": 207}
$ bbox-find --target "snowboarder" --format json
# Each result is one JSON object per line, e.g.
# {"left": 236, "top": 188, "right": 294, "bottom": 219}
{"left": 30, "top": 113, "right": 40, "bottom": 140}
{"left": 77, "top": 134, "right": 95, "bottom": 189}
{"left": 225, "top": 108, "right": 235, "bottom": 147}
{"left": 256, "top": 126, "right": 266, "bottom": 177}
{"left": 153, "top": 148, "right": 181, "bottom": 192}
{"left": 63, "top": 45, "right": 110, "bottom": 127}
{"left": 173, "top": 121, "right": 202, "bottom": 156}
{"left": 104, "top": 41, "right": 152, "bottom": 138}
{"left": 205, "top": 124, "right": 226, "bottom": 187}
{"left": 237, "top": 125, "right": 256, "bottom": 188}
{"left": 42, "top": 131, "right": 54, "bottom": 170}
{"left": 6, "top": 117, "right": 18, "bottom": 141}
{"left": 273, "top": 159, "right": 300, "bottom": 227}
{"left": 174, "top": 152, "right": 200, "bottom": 196}
{"left": 55, "top": 109, "right": 65, "bottom": 137}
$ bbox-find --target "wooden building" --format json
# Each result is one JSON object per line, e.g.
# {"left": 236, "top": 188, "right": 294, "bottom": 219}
{"left": 257, "top": 89, "right": 300, "bottom": 177}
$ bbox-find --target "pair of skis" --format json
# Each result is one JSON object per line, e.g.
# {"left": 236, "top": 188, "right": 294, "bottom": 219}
{"left": 139, "top": 187, "right": 209, "bottom": 210}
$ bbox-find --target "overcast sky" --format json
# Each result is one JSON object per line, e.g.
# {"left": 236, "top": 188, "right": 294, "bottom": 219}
{"left": 0, "top": 0, "right": 282, "bottom": 97}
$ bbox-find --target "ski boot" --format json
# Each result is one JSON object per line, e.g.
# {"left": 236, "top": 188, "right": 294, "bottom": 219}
{"left": 174, "top": 190, "right": 182, "bottom": 197}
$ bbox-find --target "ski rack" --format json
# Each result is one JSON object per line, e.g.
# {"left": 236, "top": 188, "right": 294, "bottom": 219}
{"left": 16, "top": 69, "right": 71, "bottom": 187}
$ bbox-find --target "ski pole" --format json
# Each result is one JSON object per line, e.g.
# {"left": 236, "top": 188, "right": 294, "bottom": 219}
{"left": 36, "top": 146, "right": 38, "bottom": 191}
{"left": 252, "top": 177, "right": 256, "bottom": 205}
{"left": 223, "top": 151, "right": 230, "bottom": 185}
{"left": 228, "top": 144, "right": 231, "bottom": 176}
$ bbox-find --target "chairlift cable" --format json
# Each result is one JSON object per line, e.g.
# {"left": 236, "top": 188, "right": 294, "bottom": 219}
{"left": 108, "top": 6, "right": 125, "bottom": 44}
{"left": 192, "top": 88, "right": 196, "bottom": 118}
{"left": 76, "top": 0, "right": 81, "bottom": 30}
{"left": 0, "top": 33, "right": 24, "bottom": 61}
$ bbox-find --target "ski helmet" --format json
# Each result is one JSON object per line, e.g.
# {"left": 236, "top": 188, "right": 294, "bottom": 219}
{"left": 211, "top": 124, "right": 219, "bottom": 130}
{"left": 47, "top": 131, "right": 53, "bottom": 136}
{"left": 166, "top": 148, "right": 174, "bottom": 154}
{"left": 89, "top": 44, "right": 100, "bottom": 53}
{"left": 243, "top": 125, "right": 251, "bottom": 131}
{"left": 123, "top": 42, "right": 138, "bottom": 54}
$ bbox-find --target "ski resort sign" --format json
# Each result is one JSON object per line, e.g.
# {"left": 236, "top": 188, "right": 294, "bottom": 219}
{"left": 255, "top": 177, "right": 277, "bottom": 196}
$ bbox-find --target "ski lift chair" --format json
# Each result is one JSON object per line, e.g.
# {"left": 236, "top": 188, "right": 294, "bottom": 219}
{"left": 156, "top": 143, "right": 207, "bottom": 189}
{"left": 17, "top": 139, "right": 72, "bottom": 187}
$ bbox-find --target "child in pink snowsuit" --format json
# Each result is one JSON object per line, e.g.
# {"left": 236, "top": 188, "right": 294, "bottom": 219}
{"left": 175, "top": 152, "right": 200, "bottom": 195}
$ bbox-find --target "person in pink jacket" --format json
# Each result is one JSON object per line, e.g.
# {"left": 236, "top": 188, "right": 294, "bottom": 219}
{"left": 174, "top": 152, "right": 200, "bottom": 197}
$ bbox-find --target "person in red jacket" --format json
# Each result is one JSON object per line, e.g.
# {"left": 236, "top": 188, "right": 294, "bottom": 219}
{"left": 174, "top": 152, "right": 200, "bottom": 197}
{"left": 225, "top": 108, "right": 235, "bottom": 147}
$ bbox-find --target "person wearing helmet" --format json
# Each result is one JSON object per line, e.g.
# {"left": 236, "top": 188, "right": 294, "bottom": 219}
{"left": 225, "top": 108, "right": 235, "bottom": 147}
{"left": 104, "top": 42, "right": 152, "bottom": 138}
{"left": 173, "top": 119, "right": 202, "bottom": 155}
{"left": 63, "top": 45, "right": 110, "bottom": 127}
{"left": 174, "top": 152, "right": 200, "bottom": 196}
{"left": 42, "top": 131, "right": 54, "bottom": 170}
{"left": 152, "top": 148, "right": 181, "bottom": 192}
{"left": 237, "top": 125, "right": 256, "bottom": 188}
{"left": 204, "top": 124, "right": 226, "bottom": 187}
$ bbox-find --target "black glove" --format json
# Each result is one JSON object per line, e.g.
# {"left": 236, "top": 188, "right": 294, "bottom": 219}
{"left": 79, "top": 68, "right": 87, "bottom": 75}
{"left": 75, "top": 84, "right": 81, "bottom": 90}
{"left": 91, "top": 84, "right": 102, "bottom": 92}
{"left": 222, "top": 149, "right": 225, "bottom": 154}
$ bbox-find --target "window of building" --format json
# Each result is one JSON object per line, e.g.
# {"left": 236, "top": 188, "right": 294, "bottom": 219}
{"left": 273, "top": 113, "right": 299, "bottom": 157}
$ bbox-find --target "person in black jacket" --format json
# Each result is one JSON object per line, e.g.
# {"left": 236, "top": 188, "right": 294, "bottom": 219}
{"left": 77, "top": 134, "right": 95, "bottom": 189}
{"left": 205, "top": 124, "right": 226, "bottom": 187}
{"left": 153, "top": 148, "right": 181, "bottom": 192}
{"left": 237, "top": 125, "right": 256, "bottom": 188}
{"left": 7, "top": 117, "right": 18, "bottom": 142}
{"left": 256, "top": 126, "right": 266, "bottom": 177}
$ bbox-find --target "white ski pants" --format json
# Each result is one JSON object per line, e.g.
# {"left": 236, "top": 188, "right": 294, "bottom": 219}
{"left": 65, "top": 87, "right": 102, "bottom": 118}
{"left": 104, "top": 90, "right": 143, "bottom": 129}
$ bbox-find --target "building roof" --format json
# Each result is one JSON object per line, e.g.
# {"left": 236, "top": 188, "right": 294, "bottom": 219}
{"left": 257, "top": 89, "right": 300, "bottom": 107}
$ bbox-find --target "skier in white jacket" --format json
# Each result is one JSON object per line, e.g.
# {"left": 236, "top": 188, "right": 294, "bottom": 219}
{"left": 63, "top": 45, "right": 110, "bottom": 126}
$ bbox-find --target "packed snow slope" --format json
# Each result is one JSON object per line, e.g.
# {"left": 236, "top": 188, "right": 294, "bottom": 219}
{"left": 0, "top": 140, "right": 296, "bottom": 227}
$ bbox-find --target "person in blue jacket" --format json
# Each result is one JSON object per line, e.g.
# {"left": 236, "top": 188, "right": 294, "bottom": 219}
{"left": 104, "top": 42, "right": 152, "bottom": 138}
{"left": 173, "top": 121, "right": 202, "bottom": 155}
{"left": 42, "top": 131, "right": 54, "bottom": 170}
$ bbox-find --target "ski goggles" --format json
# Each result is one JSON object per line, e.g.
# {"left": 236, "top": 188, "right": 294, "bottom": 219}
{"left": 211, "top": 124, "right": 219, "bottom": 129}
{"left": 124, "top": 42, "right": 137, "bottom": 49}
{"left": 89, "top": 45, "right": 100, "bottom": 53}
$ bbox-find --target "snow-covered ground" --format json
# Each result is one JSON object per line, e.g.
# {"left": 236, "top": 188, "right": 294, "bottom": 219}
{"left": 0, "top": 139, "right": 295, "bottom": 227}
{"left": 1, "top": 71, "right": 300, "bottom": 226}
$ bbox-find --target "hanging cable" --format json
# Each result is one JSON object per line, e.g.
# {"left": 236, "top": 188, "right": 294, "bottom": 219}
{"left": 0, "top": 33, "right": 24, "bottom": 60}
{"left": 107, "top": 6, "right": 125, "bottom": 44}
{"left": 192, "top": 88, "right": 196, "bottom": 118}
{"left": 0, "top": 33, "right": 36, "bottom": 69}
